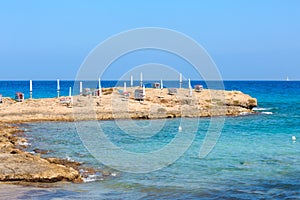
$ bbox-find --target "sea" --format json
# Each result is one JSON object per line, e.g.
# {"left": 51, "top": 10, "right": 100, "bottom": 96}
{"left": 0, "top": 80, "right": 300, "bottom": 199}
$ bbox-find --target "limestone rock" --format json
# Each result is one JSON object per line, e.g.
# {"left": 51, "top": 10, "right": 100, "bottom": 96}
{"left": 0, "top": 123, "right": 82, "bottom": 183}
{"left": 0, "top": 153, "right": 80, "bottom": 182}
{"left": 0, "top": 88, "right": 257, "bottom": 123}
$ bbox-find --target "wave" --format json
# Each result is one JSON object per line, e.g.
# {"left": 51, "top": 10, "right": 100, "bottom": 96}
{"left": 253, "top": 107, "right": 272, "bottom": 111}
{"left": 82, "top": 174, "right": 104, "bottom": 182}
{"left": 82, "top": 171, "right": 118, "bottom": 183}
{"left": 261, "top": 112, "right": 273, "bottom": 115}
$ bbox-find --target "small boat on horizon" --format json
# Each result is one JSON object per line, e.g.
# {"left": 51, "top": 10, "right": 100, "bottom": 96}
{"left": 286, "top": 76, "right": 290, "bottom": 81}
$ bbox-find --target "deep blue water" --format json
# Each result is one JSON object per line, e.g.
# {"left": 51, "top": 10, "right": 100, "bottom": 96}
{"left": 1, "top": 81, "right": 300, "bottom": 199}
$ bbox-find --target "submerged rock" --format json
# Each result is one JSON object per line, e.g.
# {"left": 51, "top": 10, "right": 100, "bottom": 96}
{"left": 33, "top": 148, "right": 53, "bottom": 155}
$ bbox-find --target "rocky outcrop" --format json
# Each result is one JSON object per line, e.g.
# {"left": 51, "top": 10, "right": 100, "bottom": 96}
{"left": 225, "top": 90, "right": 257, "bottom": 109}
{"left": 0, "top": 153, "right": 80, "bottom": 182}
{"left": 0, "top": 88, "right": 257, "bottom": 123}
{"left": 0, "top": 123, "right": 82, "bottom": 183}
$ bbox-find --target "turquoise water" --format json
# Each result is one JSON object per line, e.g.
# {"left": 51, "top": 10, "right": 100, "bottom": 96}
{"left": 3, "top": 81, "right": 300, "bottom": 199}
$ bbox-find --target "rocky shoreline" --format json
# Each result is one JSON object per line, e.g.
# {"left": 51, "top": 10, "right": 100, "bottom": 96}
{"left": 0, "top": 123, "right": 82, "bottom": 183}
{"left": 0, "top": 87, "right": 257, "bottom": 184}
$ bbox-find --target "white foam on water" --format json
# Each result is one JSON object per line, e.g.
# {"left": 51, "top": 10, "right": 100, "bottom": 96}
{"left": 83, "top": 174, "right": 104, "bottom": 183}
{"left": 65, "top": 154, "right": 75, "bottom": 162}
{"left": 261, "top": 112, "right": 273, "bottom": 115}
{"left": 253, "top": 107, "right": 271, "bottom": 111}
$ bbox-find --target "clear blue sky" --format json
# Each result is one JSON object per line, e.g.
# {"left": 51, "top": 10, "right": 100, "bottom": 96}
{"left": 0, "top": 0, "right": 299, "bottom": 80}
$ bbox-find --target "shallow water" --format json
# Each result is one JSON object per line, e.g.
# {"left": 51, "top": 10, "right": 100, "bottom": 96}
{"left": 2, "top": 81, "right": 300, "bottom": 199}
{"left": 19, "top": 115, "right": 300, "bottom": 199}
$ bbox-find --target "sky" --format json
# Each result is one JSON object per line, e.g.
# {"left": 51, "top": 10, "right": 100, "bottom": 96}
{"left": 0, "top": 0, "right": 300, "bottom": 80}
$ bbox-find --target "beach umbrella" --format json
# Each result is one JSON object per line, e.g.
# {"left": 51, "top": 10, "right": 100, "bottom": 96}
{"left": 179, "top": 73, "right": 182, "bottom": 88}
{"left": 160, "top": 79, "right": 163, "bottom": 89}
{"left": 29, "top": 80, "right": 32, "bottom": 92}
{"left": 140, "top": 72, "right": 143, "bottom": 87}
{"left": 29, "top": 80, "right": 32, "bottom": 99}
{"left": 57, "top": 79, "right": 60, "bottom": 90}
{"left": 142, "top": 85, "right": 146, "bottom": 97}
{"left": 79, "top": 81, "right": 83, "bottom": 94}
{"left": 188, "top": 78, "right": 192, "bottom": 97}
{"left": 124, "top": 82, "right": 127, "bottom": 92}
{"left": 189, "top": 86, "right": 193, "bottom": 97}
{"left": 130, "top": 75, "right": 133, "bottom": 87}
{"left": 98, "top": 78, "right": 102, "bottom": 96}
{"left": 69, "top": 87, "right": 72, "bottom": 97}
{"left": 57, "top": 79, "right": 60, "bottom": 98}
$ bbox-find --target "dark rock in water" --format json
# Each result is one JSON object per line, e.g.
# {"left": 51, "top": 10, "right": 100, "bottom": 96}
{"left": 33, "top": 148, "right": 53, "bottom": 155}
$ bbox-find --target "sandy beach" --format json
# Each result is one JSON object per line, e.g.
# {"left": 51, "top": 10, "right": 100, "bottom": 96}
{"left": 0, "top": 87, "right": 257, "bottom": 183}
